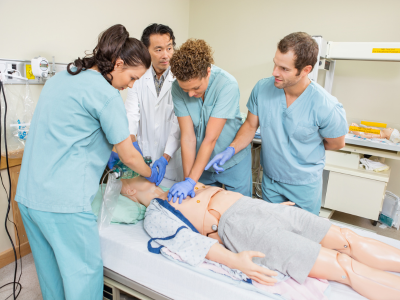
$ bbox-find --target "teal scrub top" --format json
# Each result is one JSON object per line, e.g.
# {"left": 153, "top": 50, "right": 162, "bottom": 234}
{"left": 172, "top": 66, "right": 250, "bottom": 172}
{"left": 247, "top": 77, "right": 347, "bottom": 185}
{"left": 15, "top": 69, "right": 130, "bottom": 213}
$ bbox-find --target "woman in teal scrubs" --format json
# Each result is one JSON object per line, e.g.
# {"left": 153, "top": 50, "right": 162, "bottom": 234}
{"left": 15, "top": 25, "right": 159, "bottom": 300}
{"left": 167, "top": 39, "right": 252, "bottom": 203}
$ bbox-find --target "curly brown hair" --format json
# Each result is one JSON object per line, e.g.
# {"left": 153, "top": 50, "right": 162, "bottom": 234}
{"left": 170, "top": 39, "right": 214, "bottom": 81}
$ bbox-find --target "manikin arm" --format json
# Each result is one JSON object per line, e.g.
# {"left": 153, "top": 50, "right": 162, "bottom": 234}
{"left": 206, "top": 243, "right": 278, "bottom": 285}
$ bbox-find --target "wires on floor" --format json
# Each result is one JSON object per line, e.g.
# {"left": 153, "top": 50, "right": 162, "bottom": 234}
{"left": 0, "top": 80, "right": 23, "bottom": 300}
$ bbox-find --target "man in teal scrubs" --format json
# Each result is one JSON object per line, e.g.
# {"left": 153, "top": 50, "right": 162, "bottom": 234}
{"left": 167, "top": 39, "right": 251, "bottom": 203}
{"left": 208, "top": 32, "right": 347, "bottom": 215}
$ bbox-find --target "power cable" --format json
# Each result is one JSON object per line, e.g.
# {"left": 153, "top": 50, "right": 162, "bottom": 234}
{"left": 0, "top": 80, "right": 23, "bottom": 300}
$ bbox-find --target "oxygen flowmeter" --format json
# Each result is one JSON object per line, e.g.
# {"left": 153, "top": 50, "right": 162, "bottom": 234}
{"left": 31, "top": 56, "right": 49, "bottom": 78}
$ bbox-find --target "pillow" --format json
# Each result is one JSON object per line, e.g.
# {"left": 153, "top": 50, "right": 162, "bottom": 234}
{"left": 91, "top": 184, "right": 146, "bottom": 224}
{"left": 91, "top": 184, "right": 170, "bottom": 224}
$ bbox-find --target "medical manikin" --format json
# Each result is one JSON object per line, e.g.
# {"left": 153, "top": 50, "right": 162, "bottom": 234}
{"left": 121, "top": 177, "right": 400, "bottom": 300}
{"left": 350, "top": 123, "right": 400, "bottom": 143}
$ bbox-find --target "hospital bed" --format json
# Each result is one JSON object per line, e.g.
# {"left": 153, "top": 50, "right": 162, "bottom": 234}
{"left": 101, "top": 178, "right": 400, "bottom": 300}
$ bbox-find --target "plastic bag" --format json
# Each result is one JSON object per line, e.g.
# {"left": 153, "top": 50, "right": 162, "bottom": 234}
{"left": 97, "top": 172, "right": 122, "bottom": 231}
{"left": 380, "top": 191, "right": 400, "bottom": 230}
{"left": 0, "top": 82, "right": 34, "bottom": 158}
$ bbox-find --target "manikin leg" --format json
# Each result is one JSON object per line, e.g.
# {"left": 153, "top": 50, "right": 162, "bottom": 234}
{"left": 309, "top": 247, "right": 400, "bottom": 300}
{"left": 320, "top": 225, "right": 400, "bottom": 272}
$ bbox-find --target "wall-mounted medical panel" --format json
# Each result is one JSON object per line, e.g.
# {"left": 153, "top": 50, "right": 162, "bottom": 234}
{"left": 0, "top": 58, "right": 67, "bottom": 85}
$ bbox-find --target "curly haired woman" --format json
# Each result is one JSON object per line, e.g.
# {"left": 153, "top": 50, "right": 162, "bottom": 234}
{"left": 167, "top": 39, "right": 251, "bottom": 203}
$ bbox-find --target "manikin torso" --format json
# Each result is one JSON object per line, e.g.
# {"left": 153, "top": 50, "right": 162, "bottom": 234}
{"left": 165, "top": 185, "right": 243, "bottom": 243}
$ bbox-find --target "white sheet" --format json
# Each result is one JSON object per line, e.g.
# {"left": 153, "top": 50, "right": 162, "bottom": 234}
{"left": 100, "top": 179, "right": 400, "bottom": 300}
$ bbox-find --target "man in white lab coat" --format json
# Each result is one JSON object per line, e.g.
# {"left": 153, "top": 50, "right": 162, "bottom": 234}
{"left": 124, "top": 24, "right": 182, "bottom": 183}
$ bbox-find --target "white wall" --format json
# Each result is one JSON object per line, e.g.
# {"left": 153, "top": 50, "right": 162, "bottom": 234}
{"left": 0, "top": 0, "right": 190, "bottom": 253}
{"left": 188, "top": 0, "right": 400, "bottom": 195}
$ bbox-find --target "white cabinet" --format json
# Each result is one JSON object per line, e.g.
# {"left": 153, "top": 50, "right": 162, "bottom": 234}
{"left": 324, "top": 171, "right": 387, "bottom": 220}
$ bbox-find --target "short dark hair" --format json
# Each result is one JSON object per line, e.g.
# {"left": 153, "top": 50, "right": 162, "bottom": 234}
{"left": 277, "top": 32, "right": 318, "bottom": 75}
{"left": 141, "top": 23, "right": 176, "bottom": 48}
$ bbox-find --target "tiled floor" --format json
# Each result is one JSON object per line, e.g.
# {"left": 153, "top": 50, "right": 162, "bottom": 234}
{"left": 0, "top": 210, "right": 399, "bottom": 300}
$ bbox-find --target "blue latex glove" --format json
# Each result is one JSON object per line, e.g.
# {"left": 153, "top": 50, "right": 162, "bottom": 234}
{"left": 107, "top": 141, "right": 143, "bottom": 169}
{"left": 153, "top": 156, "right": 168, "bottom": 186}
{"left": 107, "top": 151, "right": 120, "bottom": 169}
{"left": 132, "top": 141, "right": 143, "bottom": 156}
{"left": 204, "top": 146, "right": 235, "bottom": 174}
{"left": 145, "top": 166, "right": 161, "bottom": 186}
{"left": 168, "top": 178, "right": 196, "bottom": 204}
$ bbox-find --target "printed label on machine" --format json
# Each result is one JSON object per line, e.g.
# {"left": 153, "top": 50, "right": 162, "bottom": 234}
{"left": 349, "top": 126, "right": 380, "bottom": 135}
{"left": 360, "top": 121, "right": 387, "bottom": 128}
{"left": 372, "top": 48, "right": 400, "bottom": 54}
{"left": 25, "top": 64, "right": 35, "bottom": 80}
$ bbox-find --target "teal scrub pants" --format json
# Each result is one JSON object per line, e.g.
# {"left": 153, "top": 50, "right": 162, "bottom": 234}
{"left": 261, "top": 175, "right": 322, "bottom": 215}
{"left": 18, "top": 203, "right": 103, "bottom": 300}
{"left": 200, "top": 151, "right": 252, "bottom": 197}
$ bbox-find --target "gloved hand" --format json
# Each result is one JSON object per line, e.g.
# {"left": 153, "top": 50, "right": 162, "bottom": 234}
{"left": 168, "top": 177, "right": 196, "bottom": 204}
{"left": 107, "top": 141, "right": 143, "bottom": 169}
{"left": 205, "top": 146, "right": 235, "bottom": 174}
{"left": 107, "top": 151, "right": 120, "bottom": 169}
{"left": 153, "top": 156, "right": 168, "bottom": 186}
{"left": 132, "top": 141, "right": 143, "bottom": 156}
{"left": 145, "top": 166, "right": 161, "bottom": 186}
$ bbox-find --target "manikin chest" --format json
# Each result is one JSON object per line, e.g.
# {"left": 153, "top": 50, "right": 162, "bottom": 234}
{"left": 166, "top": 186, "right": 241, "bottom": 243}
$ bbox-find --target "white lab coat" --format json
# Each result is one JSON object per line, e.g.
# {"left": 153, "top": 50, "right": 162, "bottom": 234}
{"left": 125, "top": 67, "right": 183, "bottom": 182}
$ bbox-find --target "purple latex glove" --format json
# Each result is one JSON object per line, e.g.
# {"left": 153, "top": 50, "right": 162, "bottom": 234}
{"left": 107, "top": 141, "right": 143, "bottom": 169}
{"left": 168, "top": 177, "right": 196, "bottom": 204}
{"left": 204, "top": 146, "right": 235, "bottom": 174}
{"left": 153, "top": 156, "right": 168, "bottom": 186}
{"left": 145, "top": 166, "right": 161, "bottom": 186}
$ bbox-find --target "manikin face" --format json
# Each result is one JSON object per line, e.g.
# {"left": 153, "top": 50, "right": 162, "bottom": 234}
{"left": 148, "top": 34, "right": 174, "bottom": 74}
{"left": 272, "top": 49, "right": 310, "bottom": 89}
{"left": 177, "top": 67, "right": 211, "bottom": 99}
{"left": 110, "top": 59, "right": 147, "bottom": 91}
{"left": 120, "top": 176, "right": 163, "bottom": 207}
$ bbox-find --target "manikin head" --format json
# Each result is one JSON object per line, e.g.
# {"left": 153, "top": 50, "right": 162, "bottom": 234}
{"left": 170, "top": 39, "right": 214, "bottom": 99}
{"left": 272, "top": 32, "right": 318, "bottom": 90}
{"left": 120, "top": 176, "right": 164, "bottom": 207}
{"left": 141, "top": 23, "right": 176, "bottom": 76}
